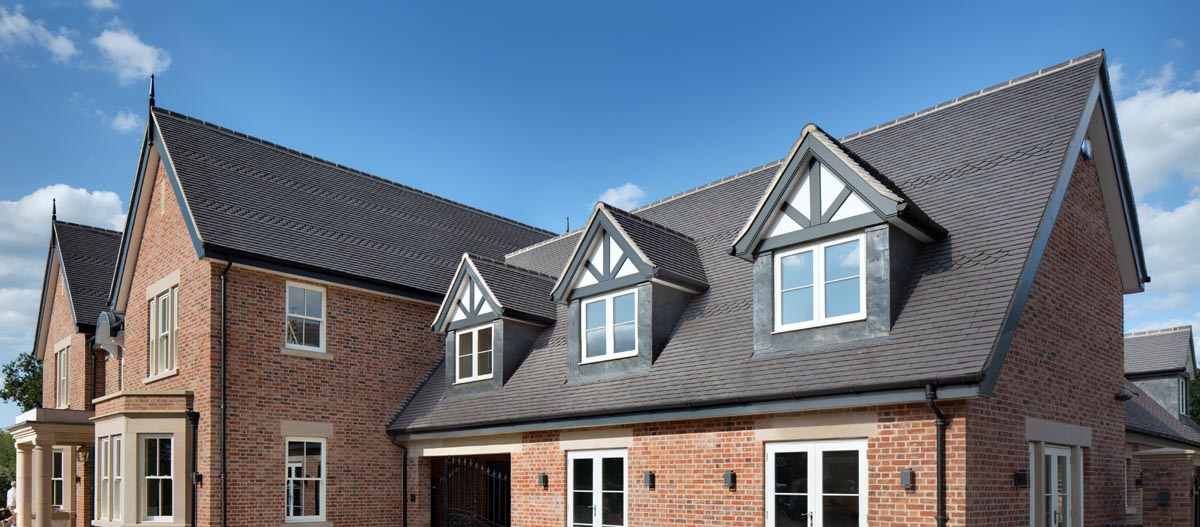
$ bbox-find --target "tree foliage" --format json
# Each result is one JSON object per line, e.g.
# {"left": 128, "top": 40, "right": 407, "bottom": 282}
{"left": 0, "top": 353, "right": 42, "bottom": 412}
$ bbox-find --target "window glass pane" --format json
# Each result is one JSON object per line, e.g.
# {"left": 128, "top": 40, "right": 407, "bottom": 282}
{"left": 600, "top": 491, "right": 624, "bottom": 526}
{"left": 146, "top": 479, "right": 160, "bottom": 517}
{"left": 306, "top": 442, "right": 323, "bottom": 478}
{"left": 303, "top": 320, "right": 321, "bottom": 347}
{"left": 477, "top": 351, "right": 492, "bottom": 377}
{"left": 1056, "top": 455, "right": 1067, "bottom": 495}
{"left": 585, "top": 329, "right": 606, "bottom": 358}
{"left": 780, "top": 251, "right": 814, "bottom": 290}
{"left": 457, "top": 355, "right": 472, "bottom": 379}
{"left": 824, "top": 279, "right": 860, "bottom": 318}
{"left": 159, "top": 478, "right": 173, "bottom": 516}
{"left": 286, "top": 319, "right": 303, "bottom": 346}
{"left": 822, "top": 450, "right": 859, "bottom": 494}
{"left": 457, "top": 332, "right": 472, "bottom": 358}
{"left": 305, "top": 289, "right": 322, "bottom": 318}
{"left": 52, "top": 451, "right": 62, "bottom": 478}
{"left": 824, "top": 240, "right": 860, "bottom": 281}
{"left": 144, "top": 439, "right": 158, "bottom": 477}
{"left": 774, "top": 452, "right": 807, "bottom": 494}
{"left": 774, "top": 496, "right": 807, "bottom": 527}
{"left": 296, "top": 479, "right": 319, "bottom": 516}
{"left": 571, "top": 492, "right": 593, "bottom": 524}
{"left": 158, "top": 439, "right": 172, "bottom": 476}
{"left": 478, "top": 327, "right": 493, "bottom": 352}
{"left": 572, "top": 458, "right": 593, "bottom": 490}
{"left": 613, "top": 293, "right": 635, "bottom": 324}
{"left": 601, "top": 457, "right": 623, "bottom": 491}
{"left": 822, "top": 495, "right": 859, "bottom": 527}
{"left": 780, "top": 288, "right": 814, "bottom": 325}
{"left": 613, "top": 323, "right": 635, "bottom": 354}
{"left": 585, "top": 300, "right": 606, "bottom": 330}
{"left": 288, "top": 287, "right": 304, "bottom": 315}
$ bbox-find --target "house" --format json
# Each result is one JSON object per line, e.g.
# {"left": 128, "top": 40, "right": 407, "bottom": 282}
{"left": 389, "top": 49, "right": 1148, "bottom": 527}
{"left": 1122, "top": 326, "right": 1200, "bottom": 526}
{"left": 9, "top": 49, "right": 1150, "bottom": 527}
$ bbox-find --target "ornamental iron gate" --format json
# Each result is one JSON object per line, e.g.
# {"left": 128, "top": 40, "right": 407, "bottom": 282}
{"left": 434, "top": 457, "right": 511, "bottom": 527}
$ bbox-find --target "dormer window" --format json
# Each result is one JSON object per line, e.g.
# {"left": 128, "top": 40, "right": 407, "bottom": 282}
{"left": 581, "top": 288, "right": 638, "bottom": 363}
{"left": 774, "top": 233, "right": 865, "bottom": 332}
{"left": 455, "top": 323, "right": 495, "bottom": 383}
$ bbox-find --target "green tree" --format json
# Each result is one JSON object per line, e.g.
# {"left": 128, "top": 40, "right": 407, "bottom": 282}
{"left": 0, "top": 353, "right": 42, "bottom": 412}
{"left": 1190, "top": 378, "right": 1200, "bottom": 423}
{"left": 0, "top": 431, "right": 13, "bottom": 491}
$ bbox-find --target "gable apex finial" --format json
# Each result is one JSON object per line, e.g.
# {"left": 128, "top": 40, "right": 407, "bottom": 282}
{"left": 148, "top": 74, "right": 156, "bottom": 107}
{"left": 51, "top": 198, "right": 56, "bottom": 220}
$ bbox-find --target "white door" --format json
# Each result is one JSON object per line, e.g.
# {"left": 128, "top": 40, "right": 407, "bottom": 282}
{"left": 1043, "top": 446, "right": 1072, "bottom": 527}
{"left": 567, "top": 449, "right": 627, "bottom": 527}
{"left": 766, "top": 440, "right": 867, "bottom": 527}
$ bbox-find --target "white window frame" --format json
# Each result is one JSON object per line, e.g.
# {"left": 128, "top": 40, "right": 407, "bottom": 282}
{"left": 147, "top": 286, "right": 178, "bottom": 377}
{"left": 140, "top": 434, "right": 174, "bottom": 522}
{"left": 1029, "top": 444, "right": 1081, "bottom": 527}
{"left": 284, "top": 282, "right": 327, "bottom": 353}
{"left": 773, "top": 232, "right": 867, "bottom": 332}
{"left": 97, "top": 437, "right": 110, "bottom": 521}
{"left": 566, "top": 449, "right": 627, "bottom": 527}
{"left": 55, "top": 345, "right": 69, "bottom": 408}
{"left": 1180, "top": 378, "right": 1188, "bottom": 415}
{"left": 764, "top": 439, "right": 868, "bottom": 527}
{"left": 454, "top": 323, "right": 495, "bottom": 384}
{"left": 51, "top": 449, "right": 64, "bottom": 508}
{"left": 284, "top": 436, "right": 327, "bottom": 523}
{"left": 579, "top": 288, "right": 638, "bottom": 364}
{"left": 112, "top": 435, "right": 123, "bottom": 521}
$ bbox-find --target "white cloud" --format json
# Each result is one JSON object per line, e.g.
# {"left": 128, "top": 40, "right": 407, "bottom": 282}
{"left": 1138, "top": 198, "right": 1200, "bottom": 293}
{"left": 598, "top": 183, "right": 647, "bottom": 210}
{"left": 92, "top": 28, "right": 170, "bottom": 85}
{"left": 0, "top": 5, "right": 78, "bottom": 63}
{"left": 1108, "top": 62, "right": 1124, "bottom": 97}
{"left": 1115, "top": 62, "right": 1200, "bottom": 197}
{"left": 88, "top": 0, "right": 118, "bottom": 10}
{"left": 110, "top": 109, "right": 141, "bottom": 133}
{"left": 1168, "top": 37, "right": 1185, "bottom": 50}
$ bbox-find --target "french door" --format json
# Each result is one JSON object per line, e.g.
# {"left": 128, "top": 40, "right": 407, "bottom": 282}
{"left": 1043, "top": 446, "right": 1072, "bottom": 527}
{"left": 766, "top": 440, "right": 867, "bottom": 527}
{"left": 567, "top": 449, "right": 627, "bottom": 527}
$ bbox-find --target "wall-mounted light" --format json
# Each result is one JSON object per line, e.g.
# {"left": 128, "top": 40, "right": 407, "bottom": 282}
{"left": 723, "top": 470, "right": 736, "bottom": 490}
{"left": 643, "top": 471, "right": 655, "bottom": 489}
{"left": 899, "top": 468, "right": 915, "bottom": 490}
{"left": 1158, "top": 489, "right": 1171, "bottom": 506}
{"left": 76, "top": 448, "right": 91, "bottom": 464}
{"left": 1013, "top": 470, "right": 1029, "bottom": 488}
{"left": 1135, "top": 477, "right": 1143, "bottom": 488}
{"left": 536, "top": 473, "right": 548, "bottom": 489}
{"left": 1115, "top": 391, "right": 1133, "bottom": 402}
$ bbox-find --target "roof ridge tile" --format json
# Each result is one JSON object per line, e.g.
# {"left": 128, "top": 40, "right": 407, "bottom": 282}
{"left": 467, "top": 253, "right": 558, "bottom": 281}
{"left": 54, "top": 220, "right": 122, "bottom": 236}
{"left": 600, "top": 202, "right": 696, "bottom": 242}
{"left": 1125, "top": 326, "right": 1194, "bottom": 337}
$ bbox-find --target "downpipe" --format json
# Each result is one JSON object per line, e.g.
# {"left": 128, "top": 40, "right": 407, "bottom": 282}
{"left": 400, "top": 445, "right": 409, "bottom": 527}
{"left": 925, "top": 384, "right": 948, "bottom": 527}
{"left": 220, "top": 260, "right": 232, "bottom": 526}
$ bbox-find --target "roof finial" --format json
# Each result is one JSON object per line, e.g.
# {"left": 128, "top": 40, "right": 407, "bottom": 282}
{"left": 148, "top": 74, "right": 156, "bottom": 107}
{"left": 51, "top": 198, "right": 56, "bottom": 220}
{"left": 565, "top": 216, "right": 569, "bottom": 234}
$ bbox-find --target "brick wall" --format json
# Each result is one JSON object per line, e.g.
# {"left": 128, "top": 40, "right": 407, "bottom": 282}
{"left": 1140, "top": 457, "right": 1193, "bottom": 527}
{"left": 964, "top": 157, "right": 1127, "bottom": 526}
{"left": 41, "top": 271, "right": 91, "bottom": 411}
{"left": 221, "top": 265, "right": 443, "bottom": 525}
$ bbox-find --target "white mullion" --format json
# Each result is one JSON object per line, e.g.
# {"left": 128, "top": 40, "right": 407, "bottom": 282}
{"left": 605, "top": 296, "right": 614, "bottom": 357}
{"left": 593, "top": 457, "right": 602, "bottom": 527}
{"left": 815, "top": 242, "right": 826, "bottom": 321}
{"left": 472, "top": 328, "right": 480, "bottom": 379}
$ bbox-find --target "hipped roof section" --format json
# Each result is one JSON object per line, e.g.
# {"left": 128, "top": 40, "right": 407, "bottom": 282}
{"left": 1125, "top": 326, "right": 1196, "bottom": 377}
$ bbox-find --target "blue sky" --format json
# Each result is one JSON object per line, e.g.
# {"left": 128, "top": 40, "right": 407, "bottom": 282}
{"left": 0, "top": 1, "right": 1197, "bottom": 424}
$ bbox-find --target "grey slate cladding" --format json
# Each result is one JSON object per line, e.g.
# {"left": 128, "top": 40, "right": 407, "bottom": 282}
{"left": 1125, "top": 381, "right": 1200, "bottom": 447}
{"left": 152, "top": 108, "right": 554, "bottom": 296}
{"left": 54, "top": 221, "right": 121, "bottom": 326}
{"left": 390, "top": 53, "right": 1107, "bottom": 435}
{"left": 468, "top": 255, "right": 557, "bottom": 322}
{"left": 601, "top": 204, "right": 707, "bottom": 288}
{"left": 1125, "top": 327, "right": 1195, "bottom": 376}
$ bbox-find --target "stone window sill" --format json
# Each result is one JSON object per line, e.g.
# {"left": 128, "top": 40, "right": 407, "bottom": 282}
{"left": 284, "top": 521, "right": 332, "bottom": 527}
{"left": 143, "top": 368, "right": 179, "bottom": 385}
{"left": 280, "top": 347, "right": 334, "bottom": 361}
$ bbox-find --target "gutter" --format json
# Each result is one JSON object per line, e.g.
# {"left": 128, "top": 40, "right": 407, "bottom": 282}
{"left": 392, "top": 374, "right": 982, "bottom": 440}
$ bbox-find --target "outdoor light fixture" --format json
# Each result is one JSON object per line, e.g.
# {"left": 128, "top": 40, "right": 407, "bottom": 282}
{"left": 536, "top": 473, "right": 548, "bottom": 489}
{"left": 1158, "top": 489, "right": 1171, "bottom": 506}
{"left": 899, "top": 468, "right": 916, "bottom": 490}
{"left": 1115, "top": 391, "right": 1133, "bottom": 401}
{"left": 75, "top": 448, "right": 91, "bottom": 464}
{"left": 1013, "top": 470, "right": 1029, "bottom": 488}
{"left": 723, "top": 470, "right": 736, "bottom": 490}
{"left": 1135, "top": 477, "right": 1143, "bottom": 488}
{"left": 643, "top": 471, "right": 655, "bottom": 489}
